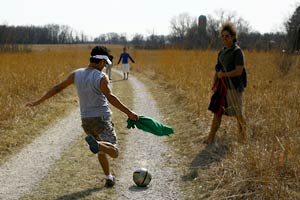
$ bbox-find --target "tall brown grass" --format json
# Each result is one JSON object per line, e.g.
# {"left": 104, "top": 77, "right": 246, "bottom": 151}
{"left": 1, "top": 45, "right": 299, "bottom": 198}
{"left": 0, "top": 44, "right": 108, "bottom": 162}
{"left": 131, "top": 48, "right": 300, "bottom": 199}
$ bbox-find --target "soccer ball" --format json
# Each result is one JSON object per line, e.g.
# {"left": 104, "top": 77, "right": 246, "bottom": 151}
{"left": 132, "top": 168, "right": 152, "bottom": 187}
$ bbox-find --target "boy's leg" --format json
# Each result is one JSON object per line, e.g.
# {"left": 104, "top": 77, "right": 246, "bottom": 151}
{"left": 108, "top": 67, "right": 111, "bottom": 80}
{"left": 98, "top": 152, "right": 116, "bottom": 187}
{"left": 99, "top": 142, "right": 119, "bottom": 158}
{"left": 97, "top": 141, "right": 119, "bottom": 170}
{"left": 82, "top": 118, "right": 118, "bottom": 186}
{"left": 98, "top": 153, "right": 110, "bottom": 176}
{"left": 85, "top": 135, "right": 118, "bottom": 158}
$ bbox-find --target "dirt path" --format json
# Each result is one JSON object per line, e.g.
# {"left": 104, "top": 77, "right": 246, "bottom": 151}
{"left": 113, "top": 70, "right": 182, "bottom": 199}
{"left": 0, "top": 108, "right": 82, "bottom": 200}
{"left": 0, "top": 70, "right": 182, "bottom": 200}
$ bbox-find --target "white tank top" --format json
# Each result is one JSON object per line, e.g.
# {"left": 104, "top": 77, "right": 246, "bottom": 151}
{"left": 74, "top": 68, "right": 111, "bottom": 118}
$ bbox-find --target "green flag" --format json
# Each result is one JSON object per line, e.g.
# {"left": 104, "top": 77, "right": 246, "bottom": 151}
{"left": 127, "top": 115, "right": 174, "bottom": 136}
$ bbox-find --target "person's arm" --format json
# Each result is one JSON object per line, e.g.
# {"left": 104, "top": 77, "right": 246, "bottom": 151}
{"left": 129, "top": 55, "right": 135, "bottom": 63}
{"left": 117, "top": 55, "right": 122, "bottom": 64}
{"left": 26, "top": 71, "right": 75, "bottom": 107}
{"left": 100, "top": 75, "right": 138, "bottom": 120}
{"left": 217, "top": 65, "right": 243, "bottom": 78}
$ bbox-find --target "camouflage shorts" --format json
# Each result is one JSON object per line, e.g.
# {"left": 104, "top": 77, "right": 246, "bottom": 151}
{"left": 81, "top": 117, "right": 117, "bottom": 145}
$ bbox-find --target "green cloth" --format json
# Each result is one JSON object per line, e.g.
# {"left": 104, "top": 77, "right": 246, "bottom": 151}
{"left": 127, "top": 115, "right": 174, "bottom": 136}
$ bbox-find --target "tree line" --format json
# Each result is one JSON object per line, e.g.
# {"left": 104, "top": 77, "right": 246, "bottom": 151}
{"left": 94, "top": 10, "right": 287, "bottom": 51}
{"left": 0, "top": 24, "right": 88, "bottom": 44}
{"left": 1, "top": 6, "right": 300, "bottom": 52}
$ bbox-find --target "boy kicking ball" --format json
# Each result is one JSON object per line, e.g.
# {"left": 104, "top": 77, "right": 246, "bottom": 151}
{"left": 26, "top": 46, "right": 138, "bottom": 187}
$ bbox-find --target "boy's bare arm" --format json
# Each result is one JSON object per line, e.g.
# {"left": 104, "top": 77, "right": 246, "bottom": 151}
{"left": 26, "top": 72, "right": 74, "bottom": 107}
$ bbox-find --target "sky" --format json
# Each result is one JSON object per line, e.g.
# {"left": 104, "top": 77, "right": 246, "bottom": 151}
{"left": 1, "top": 0, "right": 299, "bottom": 39}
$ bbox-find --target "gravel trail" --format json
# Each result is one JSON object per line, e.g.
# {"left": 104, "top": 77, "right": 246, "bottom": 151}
{"left": 113, "top": 70, "right": 182, "bottom": 200}
{"left": 0, "top": 109, "right": 82, "bottom": 200}
{"left": 0, "top": 70, "right": 182, "bottom": 200}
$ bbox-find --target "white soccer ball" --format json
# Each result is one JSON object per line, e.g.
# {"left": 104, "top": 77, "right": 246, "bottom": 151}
{"left": 132, "top": 168, "right": 152, "bottom": 187}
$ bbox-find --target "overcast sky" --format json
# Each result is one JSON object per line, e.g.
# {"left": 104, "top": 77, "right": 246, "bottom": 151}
{"left": 1, "top": 0, "right": 299, "bottom": 38}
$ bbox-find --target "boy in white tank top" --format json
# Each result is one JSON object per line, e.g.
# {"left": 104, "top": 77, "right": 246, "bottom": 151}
{"left": 26, "top": 46, "right": 139, "bottom": 187}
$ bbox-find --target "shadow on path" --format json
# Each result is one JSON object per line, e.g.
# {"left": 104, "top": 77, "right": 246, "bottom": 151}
{"left": 182, "top": 143, "right": 229, "bottom": 181}
{"left": 110, "top": 79, "right": 126, "bottom": 83}
{"left": 54, "top": 187, "right": 102, "bottom": 200}
{"left": 128, "top": 185, "right": 150, "bottom": 192}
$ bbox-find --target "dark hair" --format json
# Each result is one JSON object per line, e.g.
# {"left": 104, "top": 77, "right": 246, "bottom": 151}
{"left": 220, "top": 22, "right": 238, "bottom": 43}
{"left": 108, "top": 55, "right": 114, "bottom": 61}
{"left": 90, "top": 46, "right": 110, "bottom": 63}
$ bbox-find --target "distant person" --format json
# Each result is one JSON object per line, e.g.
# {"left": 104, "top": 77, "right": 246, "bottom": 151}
{"left": 205, "top": 22, "right": 247, "bottom": 144}
{"left": 117, "top": 47, "right": 135, "bottom": 80}
{"left": 26, "top": 46, "right": 139, "bottom": 187}
{"left": 106, "top": 55, "right": 113, "bottom": 80}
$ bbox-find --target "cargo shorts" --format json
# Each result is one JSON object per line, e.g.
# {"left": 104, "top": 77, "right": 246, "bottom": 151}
{"left": 81, "top": 116, "right": 117, "bottom": 145}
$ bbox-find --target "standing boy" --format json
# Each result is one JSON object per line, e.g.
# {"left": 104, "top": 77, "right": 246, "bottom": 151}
{"left": 117, "top": 47, "right": 135, "bottom": 80}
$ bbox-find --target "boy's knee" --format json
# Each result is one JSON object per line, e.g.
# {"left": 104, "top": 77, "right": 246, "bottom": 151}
{"left": 112, "top": 147, "right": 119, "bottom": 158}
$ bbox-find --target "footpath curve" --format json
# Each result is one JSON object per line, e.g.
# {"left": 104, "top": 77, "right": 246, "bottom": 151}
{"left": 0, "top": 109, "right": 82, "bottom": 200}
{"left": 0, "top": 70, "right": 182, "bottom": 200}
{"left": 113, "top": 69, "right": 182, "bottom": 199}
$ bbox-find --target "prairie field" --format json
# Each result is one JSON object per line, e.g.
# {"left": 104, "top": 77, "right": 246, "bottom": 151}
{"left": 1, "top": 45, "right": 300, "bottom": 199}
{"left": 0, "top": 44, "right": 89, "bottom": 162}
{"left": 131, "top": 48, "right": 300, "bottom": 199}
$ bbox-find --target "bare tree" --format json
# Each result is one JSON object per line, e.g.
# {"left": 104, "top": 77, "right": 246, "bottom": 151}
{"left": 131, "top": 34, "right": 144, "bottom": 47}
{"left": 170, "top": 13, "right": 195, "bottom": 42}
{"left": 206, "top": 9, "right": 251, "bottom": 48}
{"left": 285, "top": 4, "right": 300, "bottom": 52}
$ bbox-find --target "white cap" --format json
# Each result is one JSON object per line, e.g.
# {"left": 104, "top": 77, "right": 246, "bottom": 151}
{"left": 91, "top": 55, "right": 112, "bottom": 65}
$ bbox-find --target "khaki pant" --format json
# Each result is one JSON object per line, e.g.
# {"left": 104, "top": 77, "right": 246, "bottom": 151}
{"left": 224, "top": 89, "right": 243, "bottom": 116}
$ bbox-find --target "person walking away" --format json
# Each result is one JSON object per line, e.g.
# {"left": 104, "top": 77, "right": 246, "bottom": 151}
{"left": 105, "top": 55, "right": 113, "bottom": 80}
{"left": 205, "top": 22, "right": 247, "bottom": 144}
{"left": 26, "top": 46, "right": 139, "bottom": 187}
{"left": 117, "top": 47, "right": 135, "bottom": 80}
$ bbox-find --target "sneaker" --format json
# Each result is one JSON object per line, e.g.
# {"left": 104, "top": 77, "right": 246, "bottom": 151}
{"left": 85, "top": 135, "right": 99, "bottom": 154}
{"left": 105, "top": 176, "right": 116, "bottom": 187}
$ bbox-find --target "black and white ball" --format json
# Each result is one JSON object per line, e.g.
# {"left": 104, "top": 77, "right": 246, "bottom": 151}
{"left": 133, "top": 168, "right": 152, "bottom": 187}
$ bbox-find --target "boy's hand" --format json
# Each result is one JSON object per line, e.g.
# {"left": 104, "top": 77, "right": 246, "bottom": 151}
{"left": 128, "top": 111, "right": 139, "bottom": 121}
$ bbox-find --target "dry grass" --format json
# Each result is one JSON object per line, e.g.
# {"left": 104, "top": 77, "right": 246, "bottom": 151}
{"left": 132, "top": 49, "right": 300, "bottom": 199}
{"left": 0, "top": 44, "right": 121, "bottom": 164}
{"left": 1, "top": 45, "right": 300, "bottom": 199}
